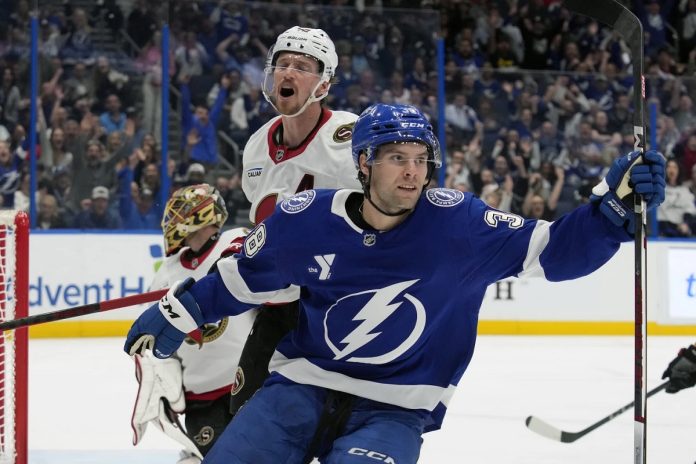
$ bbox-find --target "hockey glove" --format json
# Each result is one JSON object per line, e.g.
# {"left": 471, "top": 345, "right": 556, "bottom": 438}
{"left": 590, "top": 149, "right": 666, "bottom": 233}
{"left": 125, "top": 278, "right": 204, "bottom": 359}
{"left": 662, "top": 345, "right": 696, "bottom": 394}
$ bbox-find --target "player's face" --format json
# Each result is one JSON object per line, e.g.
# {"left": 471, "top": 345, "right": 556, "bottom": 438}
{"left": 364, "top": 142, "right": 429, "bottom": 213}
{"left": 269, "top": 53, "right": 324, "bottom": 115}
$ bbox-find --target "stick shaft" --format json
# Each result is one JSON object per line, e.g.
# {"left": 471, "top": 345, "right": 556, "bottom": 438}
{"left": 0, "top": 289, "right": 168, "bottom": 330}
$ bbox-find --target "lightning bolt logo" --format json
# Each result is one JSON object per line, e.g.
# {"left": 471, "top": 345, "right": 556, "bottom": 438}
{"left": 324, "top": 280, "right": 426, "bottom": 365}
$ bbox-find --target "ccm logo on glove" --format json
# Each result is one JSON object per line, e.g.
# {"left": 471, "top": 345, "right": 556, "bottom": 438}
{"left": 161, "top": 296, "right": 180, "bottom": 319}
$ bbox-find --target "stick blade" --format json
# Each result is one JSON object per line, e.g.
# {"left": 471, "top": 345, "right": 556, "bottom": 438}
{"left": 525, "top": 416, "right": 563, "bottom": 442}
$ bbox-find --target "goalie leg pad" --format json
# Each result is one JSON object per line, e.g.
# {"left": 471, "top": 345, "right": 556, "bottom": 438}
{"left": 131, "top": 353, "right": 186, "bottom": 445}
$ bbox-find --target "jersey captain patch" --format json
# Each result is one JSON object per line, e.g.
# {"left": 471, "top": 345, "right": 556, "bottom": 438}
{"left": 280, "top": 190, "right": 316, "bottom": 214}
{"left": 425, "top": 188, "right": 464, "bottom": 207}
{"left": 333, "top": 123, "right": 354, "bottom": 143}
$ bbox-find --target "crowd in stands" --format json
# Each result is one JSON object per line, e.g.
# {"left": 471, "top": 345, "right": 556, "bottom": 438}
{"left": 0, "top": 0, "right": 695, "bottom": 237}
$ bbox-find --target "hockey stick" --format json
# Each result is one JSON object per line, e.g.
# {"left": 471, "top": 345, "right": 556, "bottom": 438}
{"left": 0, "top": 288, "right": 169, "bottom": 331}
{"left": 525, "top": 381, "right": 668, "bottom": 443}
{"left": 561, "top": 1, "right": 648, "bottom": 462}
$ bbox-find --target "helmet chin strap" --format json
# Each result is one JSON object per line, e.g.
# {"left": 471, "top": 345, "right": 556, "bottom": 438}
{"left": 361, "top": 166, "right": 413, "bottom": 217}
{"left": 265, "top": 79, "right": 329, "bottom": 118}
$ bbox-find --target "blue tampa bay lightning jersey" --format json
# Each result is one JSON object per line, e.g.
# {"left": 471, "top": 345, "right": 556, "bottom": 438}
{"left": 188, "top": 188, "right": 629, "bottom": 431}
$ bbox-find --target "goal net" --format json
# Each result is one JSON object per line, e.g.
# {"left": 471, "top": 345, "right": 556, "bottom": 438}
{"left": 0, "top": 211, "right": 28, "bottom": 464}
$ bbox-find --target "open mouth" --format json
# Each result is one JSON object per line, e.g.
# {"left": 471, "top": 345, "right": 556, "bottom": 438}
{"left": 279, "top": 87, "right": 295, "bottom": 98}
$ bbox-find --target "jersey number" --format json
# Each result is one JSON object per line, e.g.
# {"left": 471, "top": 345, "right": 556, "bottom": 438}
{"left": 484, "top": 210, "right": 524, "bottom": 229}
{"left": 254, "top": 174, "right": 315, "bottom": 224}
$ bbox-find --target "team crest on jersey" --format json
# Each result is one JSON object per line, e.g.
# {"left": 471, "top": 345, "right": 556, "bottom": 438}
{"left": 324, "top": 280, "right": 426, "bottom": 364}
{"left": 333, "top": 123, "right": 354, "bottom": 143}
{"left": 230, "top": 366, "right": 245, "bottom": 395}
{"left": 426, "top": 188, "right": 464, "bottom": 207}
{"left": 280, "top": 190, "right": 316, "bottom": 214}
{"left": 194, "top": 426, "right": 215, "bottom": 446}
{"left": 184, "top": 317, "right": 229, "bottom": 345}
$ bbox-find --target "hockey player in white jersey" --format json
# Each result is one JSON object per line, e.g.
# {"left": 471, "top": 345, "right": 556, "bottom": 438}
{"left": 230, "top": 26, "right": 362, "bottom": 417}
{"left": 124, "top": 103, "right": 666, "bottom": 463}
{"left": 130, "top": 184, "right": 256, "bottom": 463}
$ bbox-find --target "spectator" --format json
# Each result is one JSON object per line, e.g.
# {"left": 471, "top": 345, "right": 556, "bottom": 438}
{"left": 138, "top": 31, "right": 175, "bottom": 144}
{"left": 0, "top": 67, "right": 21, "bottom": 130}
{"left": 62, "top": 61, "right": 95, "bottom": 105}
{"left": 227, "top": 86, "right": 271, "bottom": 151}
{"left": 126, "top": 0, "right": 157, "bottom": 50}
{"left": 180, "top": 74, "right": 230, "bottom": 169}
{"left": 678, "top": 0, "right": 696, "bottom": 63}
{"left": 39, "top": 122, "right": 73, "bottom": 177}
{"left": 69, "top": 119, "right": 134, "bottom": 211}
{"left": 58, "top": 7, "right": 94, "bottom": 66}
{"left": 451, "top": 36, "right": 484, "bottom": 75}
{"left": 73, "top": 185, "right": 122, "bottom": 229}
{"left": 0, "top": 138, "right": 22, "bottom": 208}
{"left": 36, "top": 193, "right": 68, "bottom": 229}
{"left": 93, "top": 56, "right": 131, "bottom": 111}
{"left": 175, "top": 31, "right": 209, "bottom": 80}
{"left": 634, "top": 0, "right": 676, "bottom": 58}
{"left": 12, "top": 172, "right": 32, "bottom": 212}
{"left": 522, "top": 165, "right": 565, "bottom": 220}
{"left": 118, "top": 155, "right": 160, "bottom": 230}
{"left": 99, "top": 94, "right": 127, "bottom": 135}
{"left": 657, "top": 159, "right": 696, "bottom": 237}
{"left": 404, "top": 56, "right": 428, "bottom": 91}
{"left": 675, "top": 132, "right": 696, "bottom": 179}
{"left": 51, "top": 167, "right": 76, "bottom": 222}
{"left": 445, "top": 92, "right": 482, "bottom": 145}
{"left": 671, "top": 95, "right": 696, "bottom": 134}
{"left": 185, "top": 163, "right": 206, "bottom": 186}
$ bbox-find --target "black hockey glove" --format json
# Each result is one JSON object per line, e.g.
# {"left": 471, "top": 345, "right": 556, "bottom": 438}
{"left": 662, "top": 345, "right": 696, "bottom": 394}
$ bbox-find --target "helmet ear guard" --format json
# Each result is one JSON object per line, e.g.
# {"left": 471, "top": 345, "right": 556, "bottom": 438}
{"left": 162, "top": 184, "right": 228, "bottom": 255}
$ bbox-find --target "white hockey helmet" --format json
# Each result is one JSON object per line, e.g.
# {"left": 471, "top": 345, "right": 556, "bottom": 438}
{"left": 263, "top": 26, "right": 338, "bottom": 116}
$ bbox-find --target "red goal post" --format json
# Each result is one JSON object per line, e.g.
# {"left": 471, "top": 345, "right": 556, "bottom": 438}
{"left": 0, "top": 211, "right": 28, "bottom": 464}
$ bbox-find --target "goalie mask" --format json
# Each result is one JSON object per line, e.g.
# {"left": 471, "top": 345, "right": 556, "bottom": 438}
{"left": 162, "top": 184, "right": 228, "bottom": 255}
{"left": 262, "top": 26, "right": 338, "bottom": 117}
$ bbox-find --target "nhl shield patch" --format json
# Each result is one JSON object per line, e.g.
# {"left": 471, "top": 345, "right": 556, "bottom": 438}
{"left": 426, "top": 188, "right": 464, "bottom": 207}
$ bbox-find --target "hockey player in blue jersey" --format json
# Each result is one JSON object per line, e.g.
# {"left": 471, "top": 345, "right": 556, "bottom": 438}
{"left": 125, "top": 103, "right": 666, "bottom": 463}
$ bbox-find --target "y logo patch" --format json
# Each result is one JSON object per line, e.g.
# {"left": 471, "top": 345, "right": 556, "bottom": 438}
{"left": 314, "top": 254, "right": 335, "bottom": 280}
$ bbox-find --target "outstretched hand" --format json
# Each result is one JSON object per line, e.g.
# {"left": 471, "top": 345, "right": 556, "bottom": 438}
{"left": 590, "top": 149, "right": 666, "bottom": 233}
{"left": 662, "top": 345, "right": 696, "bottom": 394}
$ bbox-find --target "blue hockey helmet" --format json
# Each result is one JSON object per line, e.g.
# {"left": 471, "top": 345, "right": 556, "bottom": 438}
{"left": 351, "top": 103, "right": 442, "bottom": 170}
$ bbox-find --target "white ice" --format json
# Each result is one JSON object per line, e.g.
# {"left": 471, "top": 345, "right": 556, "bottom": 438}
{"left": 28, "top": 335, "right": 696, "bottom": 463}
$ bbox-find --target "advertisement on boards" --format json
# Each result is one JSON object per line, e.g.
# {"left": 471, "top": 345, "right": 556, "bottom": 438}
{"left": 29, "top": 232, "right": 163, "bottom": 318}
{"left": 667, "top": 247, "right": 696, "bottom": 320}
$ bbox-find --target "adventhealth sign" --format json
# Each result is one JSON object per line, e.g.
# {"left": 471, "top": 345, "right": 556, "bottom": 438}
{"left": 29, "top": 232, "right": 161, "bottom": 317}
{"left": 667, "top": 247, "right": 696, "bottom": 320}
{"left": 30, "top": 276, "right": 147, "bottom": 308}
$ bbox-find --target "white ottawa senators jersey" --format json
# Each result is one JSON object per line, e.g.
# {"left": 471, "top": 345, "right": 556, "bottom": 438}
{"left": 242, "top": 108, "right": 361, "bottom": 224}
{"left": 149, "top": 227, "right": 257, "bottom": 398}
